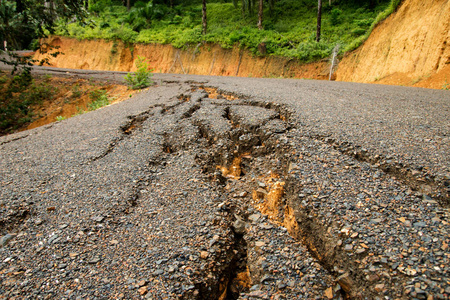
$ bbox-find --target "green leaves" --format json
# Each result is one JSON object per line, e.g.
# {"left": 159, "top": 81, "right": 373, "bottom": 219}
{"left": 124, "top": 56, "right": 154, "bottom": 90}
{"left": 88, "top": 89, "right": 111, "bottom": 111}
{"left": 0, "top": 74, "right": 57, "bottom": 134}
{"left": 55, "top": 0, "right": 395, "bottom": 63}
{"left": 1, "top": 0, "right": 87, "bottom": 50}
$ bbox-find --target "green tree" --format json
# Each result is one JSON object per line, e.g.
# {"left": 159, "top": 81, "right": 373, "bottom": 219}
{"left": 0, "top": 0, "right": 87, "bottom": 73}
{"left": 1, "top": 0, "right": 86, "bottom": 50}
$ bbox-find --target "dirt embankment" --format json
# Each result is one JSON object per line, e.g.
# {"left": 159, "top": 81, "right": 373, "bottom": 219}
{"left": 25, "top": 77, "right": 133, "bottom": 132}
{"left": 34, "top": 0, "right": 450, "bottom": 89}
{"left": 336, "top": 0, "right": 450, "bottom": 89}
{"left": 35, "top": 37, "right": 330, "bottom": 80}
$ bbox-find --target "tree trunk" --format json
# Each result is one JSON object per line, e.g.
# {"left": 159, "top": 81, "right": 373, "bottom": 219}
{"left": 202, "top": 0, "right": 207, "bottom": 35}
{"left": 316, "top": 0, "right": 322, "bottom": 42}
{"left": 127, "top": 0, "right": 131, "bottom": 11}
{"left": 269, "top": 0, "right": 275, "bottom": 16}
{"left": 257, "top": 0, "right": 263, "bottom": 29}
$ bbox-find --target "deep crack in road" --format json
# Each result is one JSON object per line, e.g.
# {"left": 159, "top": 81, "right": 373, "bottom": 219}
{"left": 0, "top": 73, "right": 449, "bottom": 299}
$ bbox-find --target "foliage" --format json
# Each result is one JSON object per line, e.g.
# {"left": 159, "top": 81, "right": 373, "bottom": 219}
{"left": 124, "top": 56, "right": 154, "bottom": 89}
{"left": 72, "top": 84, "right": 83, "bottom": 98}
{"left": 57, "top": 0, "right": 395, "bottom": 62}
{"left": 344, "top": 0, "right": 403, "bottom": 52}
{"left": 0, "top": 75, "right": 57, "bottom": 134}
{"left": 330, "top": 8, "right": 342, "bottom": 26}
{"left": 0, "top": 0, "right": 86, "bottom": 85}
{"left": 0, "top": 0, "right": 87, "bottom": 51}
{"left": 56, "top": 116, "right": 67, "bottom": 121}
{"left": 88, "top": 89, "right": 111, "bottom": 110}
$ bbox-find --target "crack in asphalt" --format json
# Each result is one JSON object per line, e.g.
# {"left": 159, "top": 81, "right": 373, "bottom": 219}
{"left": 0, "top": 80, "right": 448, "bottom": 299}
{"left": 314, "top": 135, "right": 450, "bottom": 207}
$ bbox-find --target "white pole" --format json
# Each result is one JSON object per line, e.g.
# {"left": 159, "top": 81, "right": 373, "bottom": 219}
{"left": 329, "top": 44, "right": 339, "bottom": 80}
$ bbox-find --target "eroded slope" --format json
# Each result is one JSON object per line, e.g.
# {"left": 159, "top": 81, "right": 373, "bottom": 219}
{"left": 337, "top": 0, "right": 450, "bottom": 89}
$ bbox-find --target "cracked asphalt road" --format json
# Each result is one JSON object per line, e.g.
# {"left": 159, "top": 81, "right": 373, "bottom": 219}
{"left": 0, "top": 68, "right": 449, "bottom": 299}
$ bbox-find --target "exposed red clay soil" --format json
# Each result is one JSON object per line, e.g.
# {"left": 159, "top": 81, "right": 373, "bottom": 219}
{"left": 34, "top": 0, "right": 450, "bottom": 90}
{"left": 24, "top": 77, "right": 134, "bottom": 133}
{"left": 336, "top": 0, "right": 450, "bottom": 89}
{"left": 35, "top": 37, "right": 330, "bottom": 81}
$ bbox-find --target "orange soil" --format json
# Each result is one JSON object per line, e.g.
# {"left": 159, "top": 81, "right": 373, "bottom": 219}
{"left": 24, "top": 77, "right": 134, "bottom": 132}
{"left": 336, "top": 0, "right": 450, "bottom": 89}
{"left": 35, "top": 37, "right": 330, "bottom": 81}
{"left": 33, "top": 0, "right": 450, "bottom": 90}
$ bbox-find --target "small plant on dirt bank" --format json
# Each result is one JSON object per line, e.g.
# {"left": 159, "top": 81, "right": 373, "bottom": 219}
{"left": 71, "top": 84, "right": 82, "bottom": 98}
{"left": 124, "top": 56, "right": 154, "bottom": 90}
{"left": 88, "top": 89, "right": 112, "bottom": 111}
{"left": 56, "top": 115, "right": 66, "bottom": 121}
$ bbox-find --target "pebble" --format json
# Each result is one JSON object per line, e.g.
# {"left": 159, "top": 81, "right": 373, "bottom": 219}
{"left": 255, "top": 241, "right": 266, "bottom": 247}
{"left": 91, "top": 216, "right": 105, "bottom": 223}
{"left": 0, "top": 234, "right": 15, "bottom": 247}
{"left": 0, "top": 80, "right": 448, "bottom": 299}
{"left": 89, "top": 257, "right": 101, "bottom": 264}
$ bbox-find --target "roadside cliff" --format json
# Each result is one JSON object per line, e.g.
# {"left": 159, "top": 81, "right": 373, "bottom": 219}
{"left": 34, "top": 0, "right": 450, "bottom": 89}
{"left": 34, "top": 37, "right": 330, "bottom": 80}
{"left": 336, "top": 0, "right": 450, "bottom": 89}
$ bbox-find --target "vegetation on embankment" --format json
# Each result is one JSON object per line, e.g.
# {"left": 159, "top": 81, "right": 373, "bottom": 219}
{"left": 0, "top": 71, "right": 132, "bottom": 135}
{"left": 54, "top": 0, "right": 402, "bottom": 63}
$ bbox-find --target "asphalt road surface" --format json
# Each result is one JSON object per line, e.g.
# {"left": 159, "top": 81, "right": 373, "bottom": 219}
{"left": 0, "top": 64, "right": 449, "bottom": 299}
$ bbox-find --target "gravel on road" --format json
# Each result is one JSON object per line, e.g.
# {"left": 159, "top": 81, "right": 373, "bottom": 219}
{"left": 0, "top": 71, "right": 449, "bottom": 299}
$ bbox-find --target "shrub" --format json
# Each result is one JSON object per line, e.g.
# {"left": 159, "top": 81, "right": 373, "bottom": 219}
{"left": 344, "top": 0, "right": 403, "bottom": 52}
{"left": 57, "top": 0, "right": 396, "bottom": 61}
{"left": 124, "top": 56, "right": 154, "bottom": 90}
{"left": 72, "top": 84, "right": 82, "bottom": 98}
{"left": 351, "top": 27, "right": 367, "bottom": 36}
{"left": 291, "top": 41, "right": 333, "bottom": 62}
{"left": 88, "top": 89, "right": 111, "bottom": 110}
{"left": 0, "top": 75, "right": 56, "bottom": 133}
{"left": 330, "top": 8, "right": 342, "bottom": 26}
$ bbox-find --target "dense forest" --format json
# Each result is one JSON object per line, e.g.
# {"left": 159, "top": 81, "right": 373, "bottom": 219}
{"left": 1, "top": 0, "right": 402, "bottom": 62}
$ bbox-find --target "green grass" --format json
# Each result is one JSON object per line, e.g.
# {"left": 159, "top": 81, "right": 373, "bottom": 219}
{"left": 56, "top": 0, "right": 401, "bottom": 62}
{"left": 88, "top": 89, "right": 112, "bottom": 111}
